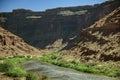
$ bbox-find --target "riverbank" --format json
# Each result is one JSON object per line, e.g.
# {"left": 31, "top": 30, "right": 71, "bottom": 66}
{"left": 40, "top": 52, "right": 120, "bottom": 78}
{"left": 0, "top": 56, "right": 50, "bottom": 80}
{"left": 0, "top": 53, "right": 119, "bottom": 80}
{"left": 22, "top": 60, "right": 119, "bottom": 80}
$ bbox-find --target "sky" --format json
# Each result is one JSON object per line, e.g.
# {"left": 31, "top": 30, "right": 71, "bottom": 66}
{"left": 0, "top": 0, "right": 107, "bottom": 12}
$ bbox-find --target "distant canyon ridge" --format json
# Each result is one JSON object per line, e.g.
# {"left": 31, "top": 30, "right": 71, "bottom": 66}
{"left": 0, "top": 0, "right": 120, "bottom": 51}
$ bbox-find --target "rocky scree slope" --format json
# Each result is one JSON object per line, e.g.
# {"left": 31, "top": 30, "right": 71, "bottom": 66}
{"left": 0, "top": 0, "right": 120, "bottom": 50}
{"left": 64, "top": 7, "right": 120, "bottom": 62}
{"left": 0, "top": 26, "right": 41, "bottom": 57}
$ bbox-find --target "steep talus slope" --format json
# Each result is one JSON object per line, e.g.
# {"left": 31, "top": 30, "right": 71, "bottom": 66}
{"left": 0, "top": 0, "right": 120, "bottom": 49}
{"left": 64, "top": 7, "right": 120, "bottom": 62}
{"left": 0, "top": 26, "right": 42, "bottom": 57}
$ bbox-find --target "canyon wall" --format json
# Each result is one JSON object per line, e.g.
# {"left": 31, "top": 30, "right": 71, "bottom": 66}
{"left": 0, "top": 26, "right": 42, "bottom": 57}
{"left": 0, "top": 0, "right": 120, "bottom": 50}
{"left": 63, "top": 6, "right": 120, "bottom": 62}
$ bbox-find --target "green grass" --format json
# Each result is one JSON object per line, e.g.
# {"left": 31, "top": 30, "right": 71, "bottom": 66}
{"left": 0, "top": 57, "right": 28, "bottom": 77}
{"left": 0, "top": 56, "right": 51, "bottom": 80}
{"left": 26, "top": 72, "right": 51, "bottom": 80}
{"left": 26, "top": 73, "right": 39, "bottom": 80}
{"left": 0, "top": 53, "right": 119, "bottom": 79}
{"left": 40, "top": 52, "right": 120, "bottom": 77}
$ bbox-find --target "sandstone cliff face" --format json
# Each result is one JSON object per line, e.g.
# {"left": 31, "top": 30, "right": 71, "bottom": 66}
{"left": 0, "top": 0, "right": 120, "bottom": 49}
{"left": 0, "top": 27, "right": 23, "bottom": 46}
{"left": 65, "top": 7, "right": 120, "bottom": 62}
{"left": 0, "top": 26, "right": 41, "bottom": 57}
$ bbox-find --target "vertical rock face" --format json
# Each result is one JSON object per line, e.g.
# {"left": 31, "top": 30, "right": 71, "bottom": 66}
{"left": 0, "top": 26, "right": 41, "bottom": 57}
{"left": 0, "top": 0, "right": 119, "bottom": 62}
{"left": 0, "top": 0, "right": 120, "bottom": 49}
{"left": 67, "top": 7, "right": 120, "bottom": 62}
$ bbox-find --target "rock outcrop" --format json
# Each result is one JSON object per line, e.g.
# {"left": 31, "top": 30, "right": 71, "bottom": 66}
{"left": 0, "top": 0, "right": 120, "bottom": 61}
{"left": 65, "top": 6, "right": 120, "bottom": 62}
{"left": 0, "top": 0, "right": 120, "bottom": 49}
{"left": 0, "top": 26, "right": 42, "bottom": 57}
{"left": 0, "top": 27, "right": 23, "bottom": 46}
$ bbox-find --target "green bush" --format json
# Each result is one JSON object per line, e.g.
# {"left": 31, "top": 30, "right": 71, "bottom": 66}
{"left": 0, "top": 57, "right": 28, "bottom": 77}
{"left": 0, "top": 63, "right": 7, "bottom": 72}
{"left": 5, "top": 67, "right": 27, "bottom": 77}
{"left": 0, "top": 57, "right": 5, "bottom": 60}
{"left": 50, "top": 53, "right": 59, "bottom": 59}
{"left": 40, "top": 52, "right": 62, "bottom": 62}
{"left": 3, "top": 58, "right": 27, "bottom": 77}
{"left": 26, "top": 73, "right": 39, "bottom": 80}
{"left": 0, "top": 57, "right": 51, "bottom": 79}
{"left": 26, "top": 73, "right": 51, "bottom": 80}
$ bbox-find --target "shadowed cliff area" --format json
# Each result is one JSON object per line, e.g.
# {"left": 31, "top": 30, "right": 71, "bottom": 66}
{"left": 0, "top": 0, "right": 120, "bottom": 51}
{"left": 0, "top": 26, "right": 42, "bottom": 57}
{"left": 62, "top": 6, "right": 120, "bottom": 62}
{"left": 0, "top": 0, "right": 120, "bottom": 79}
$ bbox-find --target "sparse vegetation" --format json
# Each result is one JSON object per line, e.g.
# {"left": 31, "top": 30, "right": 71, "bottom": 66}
{"left": 75, "top": 10, "right": 88, "bottom": 15}
{"left": 40, "top": 52, "right": 120, "bottom": 77}
{"left": 5, "top": 59, "right": 27, "bottom": 77}
{"left": 26, "top": 73, "right": 39, "bottom": 80}
{"left": 58, "top": 10, "right": 74, "bottom": 16}
{"left": 0, "top": 56, "right": 51, "bottom": 80}
{"left": 26, "top": 16, "right": 42, "bottom": 19}
{"left": 0, "top": 53, "right": 119, "bottom": 79}
{"left": 26, "top": 72, "right": 51, "bottom": 80}
{"left": 0, "top": 17, "right": 7, "bottom": 22}
{"left": 58, "top": 10, "right": 87, "bottom": 16}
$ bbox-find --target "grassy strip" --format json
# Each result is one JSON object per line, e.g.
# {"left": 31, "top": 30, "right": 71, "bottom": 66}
{"left": 0, "top": 56, "right": 50, "bottom": 80}
{"left": 0, "top": 53, "right": 119, "bottom": 79}
{"left": 40, "top": 52, "right": 120, "bottom": 77}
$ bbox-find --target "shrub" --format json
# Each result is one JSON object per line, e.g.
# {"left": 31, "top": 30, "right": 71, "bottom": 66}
{"left": 3, "top": 58, "right": 27, "bottom": 77}
{"left": 0, "top": 57, "right": 51, "bottom": 79}
{"left": 26, "top": 73, "right": 39, "bottom": 80}
{"left": 5, "top": 67, "right": 27, "bottom": 77}
{"left": 0, "top": 63, "right": 7, "bottom": 72}
{"left": 40, "top": 52, "right": 62, "bottom": 62}
{"left": 0, "top": 57, "right": 28, "bottom": 77}
{"left": 26, "top": 73, "right": 51, "bottom": 80}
